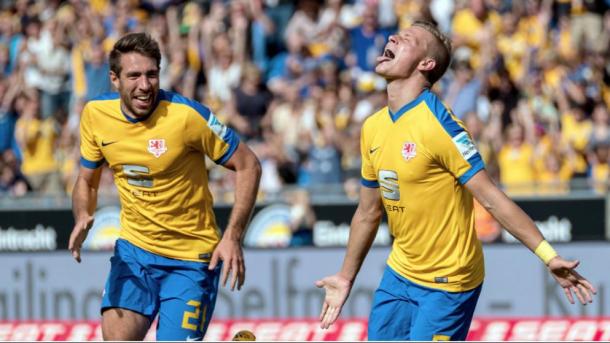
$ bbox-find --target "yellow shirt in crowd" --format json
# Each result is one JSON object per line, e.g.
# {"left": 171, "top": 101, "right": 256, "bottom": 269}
{"left": 16, "top": 118, "right": 58, "bottom": 176}
{"left": 498, "top": 143, "right": 536, "bottom": 194}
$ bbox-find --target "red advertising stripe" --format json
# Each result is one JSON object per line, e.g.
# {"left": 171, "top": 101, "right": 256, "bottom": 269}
{"left": 0, "top": 322, "right": 102, "bottom": 341}
{"left": 1, "top": 318, "right": 609, "bottom": 341}
{"left": 205, "top": 320, "right": 368, "bottom": 341}
{"left": 467, "top": 318, "right": 610, "bottom": 341}
{"left": 0, "top": 320, "right": 368, "bottom": 341}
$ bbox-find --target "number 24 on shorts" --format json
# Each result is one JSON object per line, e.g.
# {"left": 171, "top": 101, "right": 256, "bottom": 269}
{"left": 182, "top": 300, "right": 207, "bottom": 331}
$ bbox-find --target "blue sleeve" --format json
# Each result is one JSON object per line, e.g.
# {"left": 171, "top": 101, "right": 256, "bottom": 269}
{"left": 361, "top": 178, "right": 380, "bottom": 188}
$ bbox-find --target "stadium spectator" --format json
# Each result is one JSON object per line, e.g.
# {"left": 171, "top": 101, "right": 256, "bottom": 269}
{"left": 266, "top": 29, "right": 315, "bottom": 98}
{"left": 534, "top": 136, "right": 577, "bottom": 194}
{"left": 283, "top": 0, "right": 324, "bottom": 53}
{"left": 265, "top": 83, "right": 317, "bottom": 151}
{"left": 0, "top": 76, "right": 22, "bottom": 156}
{"left": 251, "top": 140, "right": 284, "bottom": 196}
{"left": 14, "top": 89, "right": 62, "bottom": 194}
{"left": 0, "top": 149, "right": 29, "bottom": 196}
{"left": 83, "top": 42, "right": 112, "bottom": 101}
{"left": 346, "top": 3, "right": 393, "bottom": 72}
{"left": 442, "top": 59, "right": 483, "bottom": 120}
{"left": 589, "top": 101, "right": 610, "bottom": 147}
{"left": 0, "top": 0, "right": 607, "bottom": 200}
{"left": 299, "top": 129, "right": 343, "bottom": 187}
{"left": 0, "top": 12, "right": 23, "bottom": 76}
{"left": 497, "top": 120, "right": 537, "bottom": 195}
{"left": 20, "top": 17, "right": 71, "bottom": 119}
{"left": 570, "top": 0, "right": 606, "bottom": 51}
{"left": 247, "top": 0, "right": 276, "bottom": 72}
{"left": 588, "top": 139, "right": 609, "bottom": 193}
{"left": 451, "top": 0, "right": 502, "bottom": 67}
{"left": 287, "top": 188, "right": 316, "bottom": 246}
{"left": 201, "top": 0, "right": 247, "bottom": 103}
{"left": 587, "top": 101, "right": 610, "bottom": 192}
{"left": 225, "top": 63, "right": 273, "bottom": 141}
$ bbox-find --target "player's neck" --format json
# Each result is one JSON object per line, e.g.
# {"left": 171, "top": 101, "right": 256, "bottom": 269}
{"left": 121, "top": 102, "right": 149, "bottom": 120}
{"left": 386, "top": 78, "right": 427, "bottom": 114}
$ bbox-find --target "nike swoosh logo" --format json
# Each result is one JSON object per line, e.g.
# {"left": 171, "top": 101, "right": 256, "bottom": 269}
{"left": 101, "top": 141, "right": 117, "bottom": 147}
{"left": 369, "top": 146, "right": 381, "bottom": 154}
{"left": 186, "top": 336, "right": 201, "bottom": 341}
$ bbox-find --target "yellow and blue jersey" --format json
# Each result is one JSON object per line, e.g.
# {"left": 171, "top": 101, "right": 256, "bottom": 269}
{"left": 361, "top": 89, "right": 485, "bottom": 292}
{"left": 80, "top": 89, "right": 240, "bottom": 262}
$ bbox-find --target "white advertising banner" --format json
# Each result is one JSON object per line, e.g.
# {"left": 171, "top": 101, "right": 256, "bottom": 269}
{"left": 0, "top": 243, "right": 608, "bottom": 320}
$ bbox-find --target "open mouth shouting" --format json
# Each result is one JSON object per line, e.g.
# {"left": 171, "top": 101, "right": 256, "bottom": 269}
{"left": 377, "top": 47, "right": 396, "bottom": 65}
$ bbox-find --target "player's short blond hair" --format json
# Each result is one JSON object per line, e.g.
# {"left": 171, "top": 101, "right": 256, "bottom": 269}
{"left": 412, "top": 20, "right": 452, "bottom": 85}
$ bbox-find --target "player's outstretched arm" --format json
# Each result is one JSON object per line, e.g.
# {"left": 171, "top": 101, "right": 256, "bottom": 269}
{"left": 209, "top": 142, "right": 261, "bottom": 291}
{"left": 465, "top": 169, "right": 597, "bottom": 304}
{"left": 316, "top": 186, "right": 383, "bottom": 329}
{"left": 69, "top": 165, "right": 102, "bottom": 263}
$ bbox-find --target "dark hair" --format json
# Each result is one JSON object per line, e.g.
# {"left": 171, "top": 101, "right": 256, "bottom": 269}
{"left": 412, "top": 20, "right": 452, "bottom": 85}
{"left": 109, "top": 32, "right": 161, "bottom": 76}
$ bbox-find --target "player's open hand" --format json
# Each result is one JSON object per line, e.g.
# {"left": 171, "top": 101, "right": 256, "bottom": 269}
{"left": 209, "top": 236, "right": 245, "bottom": 291}
{"left": 68, "top": 215, "right": 94, "bottom": 263}
{"left": 548, "top": 257, "right": 596, "bottom": 305}
{"left": 315, "top": 274, "right": 352, "bottom": 329}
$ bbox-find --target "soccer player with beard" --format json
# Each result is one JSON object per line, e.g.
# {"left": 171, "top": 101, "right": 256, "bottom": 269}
{"left": 316, "top": 21, "right": 596, "bottom": 341}
{"left": 68, "top": 33, "right": 261, "bottom": 341}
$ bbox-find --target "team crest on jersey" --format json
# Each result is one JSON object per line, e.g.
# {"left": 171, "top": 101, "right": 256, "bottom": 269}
{"left": 401, "top": 142, "right": 417, "bottom": 161}
{"left": 148, "top": 139, "right": 167, "bottom": 158}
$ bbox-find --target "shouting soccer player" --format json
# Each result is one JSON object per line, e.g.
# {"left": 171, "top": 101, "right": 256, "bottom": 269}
{"left": 68, "top": 33, "right": 261, "bottom": 341}
{"left": 316, "top": 21, "right": 596, "bottom": 341}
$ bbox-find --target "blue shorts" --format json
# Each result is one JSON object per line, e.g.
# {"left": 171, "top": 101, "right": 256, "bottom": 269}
{"left": 368, "top": 265, "right": 482, "bottom": 341}
{"left": 101, "top": 239, "right": 220, "bottom": 341}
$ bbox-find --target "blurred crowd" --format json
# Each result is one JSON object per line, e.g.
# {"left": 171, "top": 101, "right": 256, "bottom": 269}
{"left": 0, "top": 0, "right": 609, "bottom": 203}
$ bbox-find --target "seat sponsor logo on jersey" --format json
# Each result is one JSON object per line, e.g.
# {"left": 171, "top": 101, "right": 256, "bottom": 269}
{"left": 452, "top": 131, "right": 477, "bottom": 160}
{"left": 207, "top": 112, "right": 228, "bottom": 139}
{"left": 401, "top": 142, "right": 417, "bottom": 161}
{"left": 148, "top": 139, "right": 167, "bottom": 158}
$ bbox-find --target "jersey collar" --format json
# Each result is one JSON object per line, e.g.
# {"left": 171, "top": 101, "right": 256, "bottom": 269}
{"left": 388, "top": 88, "right": 429, "bottom": 123}
{"left": 121, "top": 90, "right": 163, "bottom": 123}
